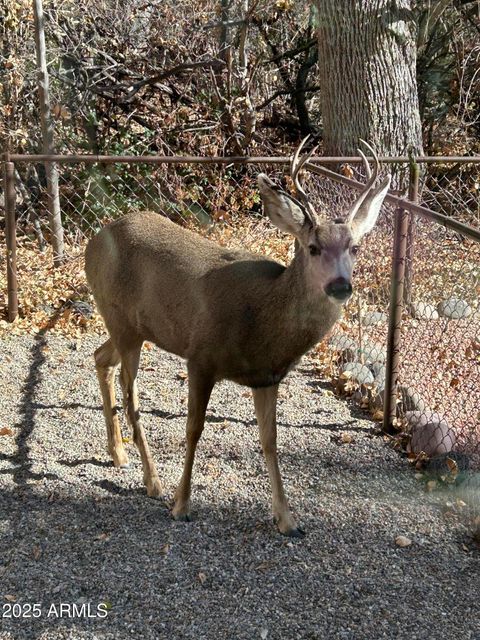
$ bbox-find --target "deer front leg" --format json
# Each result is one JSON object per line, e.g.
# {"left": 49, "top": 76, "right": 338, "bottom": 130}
{"left": 173, "top": 365, "right": 213, "bottom": 521}
{"left": 253, "top": 385, "right": 304, "bottom": 537}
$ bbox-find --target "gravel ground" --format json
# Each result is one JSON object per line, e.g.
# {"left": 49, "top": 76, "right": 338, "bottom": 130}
{"left": 0, "top": 334, "right": 479, "bottom": 640}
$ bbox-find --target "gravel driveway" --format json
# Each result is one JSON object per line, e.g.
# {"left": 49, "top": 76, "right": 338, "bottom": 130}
{"left": 0, "top": 334, "right": 479, "bottom": 640}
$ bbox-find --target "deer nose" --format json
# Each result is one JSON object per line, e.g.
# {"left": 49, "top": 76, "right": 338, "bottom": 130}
{"left": 325, "top": 277, "right": 352, "bottom": 302}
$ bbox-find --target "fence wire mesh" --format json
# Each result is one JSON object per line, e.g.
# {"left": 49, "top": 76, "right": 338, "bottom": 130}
{"left": 396, "top": 197, "right": 480, "bottom": 475}
{"left": 2, "top": 156, "right": 480, "bottom": 524}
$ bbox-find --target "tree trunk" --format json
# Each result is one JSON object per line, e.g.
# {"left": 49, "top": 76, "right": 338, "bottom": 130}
{"left": 313, "top": 0, "right": 423, "bottom": 189}
{"left": 33, "top": 0, "right": 65, "bottom": 266}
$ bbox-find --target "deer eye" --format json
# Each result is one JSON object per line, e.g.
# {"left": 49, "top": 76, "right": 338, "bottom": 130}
{"left": 309, "top": 245, "right": 321, "bottom": 256}
{"left": 351, "top": 245, "right": 359, "bottom": 256}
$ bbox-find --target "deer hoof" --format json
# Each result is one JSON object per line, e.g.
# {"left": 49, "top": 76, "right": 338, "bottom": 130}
{"left": 284, "top": 526, "right": 305, "bottom": 538}
{"left": 146, "top": 477, "right": 163, "bottom": 498}
{"left": 172, "top": 498, "right": 191, "bottom": 521}
{"left": 173, "top": 513, "right": 191, "bottom": 523}
{"left": 111, "top": 452, "right": 129, "bottom": 468}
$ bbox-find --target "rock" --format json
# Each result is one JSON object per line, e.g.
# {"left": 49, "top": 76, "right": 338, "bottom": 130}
{"left": 395, "top": 535, "right": 412, "bottom": 548}
{"left": 359, "top": 342, "right": 386, "bottom": 364}
{"left": 40, "top": 303, "right": 56, "bottom": 315}
{"left": 329, "top": 335, "right": 358, "bottom": 362}
{"left": 409, "top": 301, "right": 439, "bottom": 320}
{"left": 361, "top": 311, "right": 387, "bottom": 326}
{"left": 341, "top": 362, "right": 374, "bottom": 385}
{"left": 186, "top": 202, "right": 212, "bottom": 227}
{"left": 68, "top": 300, "right": 94, "bottom": 318}
{"left": 405, "top": 411, "right": 456, "bottom": 456}
{"left": 437, "top": 298, "right": 472, "bottom": 320}
{"left": 372, "top": 364, "right": 386, "bottom": 390}
{"left": 398, "top": 386, "right": 427, "bottom": 413}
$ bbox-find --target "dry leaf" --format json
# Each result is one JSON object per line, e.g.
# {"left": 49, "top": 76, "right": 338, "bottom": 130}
{"left": 33, "top": 545, "right": 42, "bottom": 560}
{"left": 445, "top": 457, "right": 459, "bottom": 476}
{"left": 426, "top": 480, "right": 438, "bottom": 492}
{"left": 198, "top": 572, "right": 207, "bottom": 585}
{"left": 341, "top": 433, "right": 353, "bottom": 444}
{"left": 0, "top": 427, "right": 13, "bottom": 436}
{"left": 4, "top": 595, "right": 16, "bottom": 602}
{"left": 177, "top": 372, "right": 188, "bottom": 381}
{"left": 395, "top": 535, "right": 412, "bottom": 548}
{"left": 160, "top": 544, "right": 170, "bottom": 555}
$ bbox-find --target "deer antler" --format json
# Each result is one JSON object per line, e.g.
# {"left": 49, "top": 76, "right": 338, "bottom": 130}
{"left": 290, "top": 136, "right": 318, "bottom": 221}
{"left": 346, "top": 139, "right": 381, "bottom": 221}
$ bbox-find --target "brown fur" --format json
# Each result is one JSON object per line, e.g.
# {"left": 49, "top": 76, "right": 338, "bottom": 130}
{"left": 85, "top": 162, "right": 390, "bottom": 537}
{"left": 86, "top": 213, "right": 341, "bottom": 387}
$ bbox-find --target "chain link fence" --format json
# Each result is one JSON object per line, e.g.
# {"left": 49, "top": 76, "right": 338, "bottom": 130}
{"left": 2, "top": 154, "right": 480, "bottom": 527}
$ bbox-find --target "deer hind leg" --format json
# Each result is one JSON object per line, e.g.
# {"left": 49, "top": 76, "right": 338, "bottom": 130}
{"left": 94, "top": 338, "right": 128, "bottom": 468}
{"left": 172, "top": 364, "right": 213, "bottom": 521}
{"left": 253, "top": 385, "right": 304, "bottom": 537}
{"left": 119, "top": 343, "right": 162, "bottom": 498}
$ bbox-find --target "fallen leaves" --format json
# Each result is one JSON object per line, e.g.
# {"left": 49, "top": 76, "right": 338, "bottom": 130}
{"left": 0, "top": 236, "right": 102, "bottom": 339}
{"left": 0, "top": 427, "right": 13, "bottom": 436}
{"left": 332, "top": 432, "right": 354, "bottom": 445}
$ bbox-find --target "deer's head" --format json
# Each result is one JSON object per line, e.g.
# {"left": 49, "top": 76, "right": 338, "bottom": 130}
{"left": 258, "top": 139, "right": 391, "bottom": 304}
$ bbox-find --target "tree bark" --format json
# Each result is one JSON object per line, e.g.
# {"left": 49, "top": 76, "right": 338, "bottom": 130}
{"left": 33, "top": 0, "right": 65, "bottom": 266}
{"left": 313, "top": 0, "right": 423, "bottom": 188}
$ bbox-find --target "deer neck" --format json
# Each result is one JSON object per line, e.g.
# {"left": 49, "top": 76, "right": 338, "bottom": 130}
{"left": 276, "top": 250, "right": 342, "bottom": 347}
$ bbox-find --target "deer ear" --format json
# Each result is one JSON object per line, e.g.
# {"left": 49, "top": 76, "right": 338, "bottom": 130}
{"left": 347, "top": 175, "right": 391, "bottom": 242}
{"left": 257, "top": 174, "right": 311, "bottom": 237}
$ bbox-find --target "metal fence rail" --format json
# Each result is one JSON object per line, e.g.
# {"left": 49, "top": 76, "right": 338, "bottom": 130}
{"left": 2, "top": 154, "right": 480, "bottom": 483}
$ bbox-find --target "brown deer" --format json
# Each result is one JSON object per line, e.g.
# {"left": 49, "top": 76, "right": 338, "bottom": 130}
{"left": 85, "top": 139, "right": 391, "bottom": 537}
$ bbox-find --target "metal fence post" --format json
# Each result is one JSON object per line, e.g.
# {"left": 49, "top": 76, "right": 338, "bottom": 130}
{"left": 3, "top": 159, "right": 18, "bottom": 322}
{"left": 383, "top": 206, "right": 409, "bottom": 431}
{"left": 403, "top": 158, "right": 420, "bottom": 308}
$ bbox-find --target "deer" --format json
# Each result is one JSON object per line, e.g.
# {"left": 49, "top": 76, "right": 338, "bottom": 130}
{"left": 85, "top": 139, "right": 391, "bottom": 537}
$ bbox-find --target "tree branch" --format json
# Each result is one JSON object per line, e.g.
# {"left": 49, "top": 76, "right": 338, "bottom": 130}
{"left": 256, "top": 86, "right": 320, "bottom": 110}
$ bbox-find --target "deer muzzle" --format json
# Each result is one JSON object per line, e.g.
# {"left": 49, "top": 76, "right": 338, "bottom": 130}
{"left": 325, "top": 277, "right": 353, "bottom": 302}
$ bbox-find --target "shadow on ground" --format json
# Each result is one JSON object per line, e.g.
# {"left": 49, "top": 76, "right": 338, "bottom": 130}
{"left": 1, "top": 332, "right": 479, "bottom": 640}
